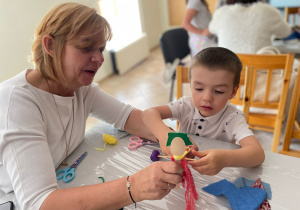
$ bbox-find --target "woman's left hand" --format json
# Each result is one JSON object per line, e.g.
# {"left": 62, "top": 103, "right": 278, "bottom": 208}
{"left": 130, "top": 161, "right": 183, "bottom": 202}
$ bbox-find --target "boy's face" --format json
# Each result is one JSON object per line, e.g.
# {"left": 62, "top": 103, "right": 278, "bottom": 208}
{"left": 190, "top": 65, "right": 238, "bottom": 117}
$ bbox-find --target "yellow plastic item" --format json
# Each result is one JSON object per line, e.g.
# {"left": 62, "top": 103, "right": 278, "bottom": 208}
{"left": 94, "top": 134, "right": 118, "bottom": 151}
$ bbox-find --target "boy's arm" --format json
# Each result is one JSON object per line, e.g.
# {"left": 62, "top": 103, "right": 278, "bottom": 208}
{"left": 235, "top": 135, "right": 265, "bottom": 167}
{"left": 142, "top": 105, "right": 175, "bottom": 156}
{"left": 189, "top": 135, "right": 265, "bottom": 175}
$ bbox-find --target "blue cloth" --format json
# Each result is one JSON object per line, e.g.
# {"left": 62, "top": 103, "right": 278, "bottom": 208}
{"left": 282, "top": 31, "right": 300, "bottom": 41}
{"left": 202, "top": 179, "right": 267, "bottom": 210}
{"left": 233, "top": 177, "right": 272, "bottom": 199}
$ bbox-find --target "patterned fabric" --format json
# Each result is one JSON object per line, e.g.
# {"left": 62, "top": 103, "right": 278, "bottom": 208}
{"left": 189, "top": 33, "right": 217, "bottom": 57}
{"left": 233, "top": 177, "right": 272, "bottom": 199}
{"left": 252, "top": 178, "right": 271, "bottom": 210}
{"left": 202, "top": 179, "right": 267, "bottom": 210}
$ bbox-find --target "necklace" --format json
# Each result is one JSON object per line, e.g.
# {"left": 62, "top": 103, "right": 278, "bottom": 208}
{"left": 46, "top": 79, "right": 75, "bottom": 166}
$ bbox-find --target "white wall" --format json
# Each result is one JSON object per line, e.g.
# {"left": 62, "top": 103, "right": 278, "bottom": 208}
{"left": 0, "top": 0, "right": 169, "bottom": 83}
{"left": 139, "top": 0, "right": 169, "bottom": 49}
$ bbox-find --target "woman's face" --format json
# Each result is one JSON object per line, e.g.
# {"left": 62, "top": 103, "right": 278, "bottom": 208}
{"left": 60, "top": 34, "right": 106, "bottom": 89}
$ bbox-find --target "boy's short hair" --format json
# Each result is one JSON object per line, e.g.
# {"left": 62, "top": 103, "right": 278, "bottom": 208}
{"left": 31, "top": 3, "right": 112, "bottom": 83}
{"left": 189, "top": 47, "right": 242, "bottom": 87}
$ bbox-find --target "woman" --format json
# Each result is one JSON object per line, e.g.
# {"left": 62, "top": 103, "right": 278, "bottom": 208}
{"left": 209, "top": 0, "right": 291, "bottom": 53}
{"left": 0, "top": 3, "right": 183, "bottom": 209}
{"left": 182, "top": 0, "right": 217, "bottom": 57}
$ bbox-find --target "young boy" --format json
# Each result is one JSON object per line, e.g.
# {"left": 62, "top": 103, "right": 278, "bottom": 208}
{"left": 142, "top": 47, "right": 265, "bottom": 176}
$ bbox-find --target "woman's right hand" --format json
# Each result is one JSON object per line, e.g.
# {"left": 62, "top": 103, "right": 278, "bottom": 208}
{"left": 130, "top": 161, "right": 183, "bottom": 202}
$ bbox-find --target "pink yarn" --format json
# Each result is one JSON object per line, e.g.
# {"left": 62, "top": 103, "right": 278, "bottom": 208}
{"left": 180, "top": 158, "right": 199, "bottom": 210}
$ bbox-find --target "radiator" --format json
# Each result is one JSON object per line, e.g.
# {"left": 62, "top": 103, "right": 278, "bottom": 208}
{"left": 110, "top": 33, "right": 149, "bottom": 75}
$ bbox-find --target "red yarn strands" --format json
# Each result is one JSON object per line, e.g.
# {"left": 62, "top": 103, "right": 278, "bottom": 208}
{"left": 180, "top": 158, "right": 199, "bottom": 210}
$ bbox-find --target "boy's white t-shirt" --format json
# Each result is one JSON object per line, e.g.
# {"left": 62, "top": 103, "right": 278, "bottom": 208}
{"left": 168, "top": 96, "right": 254, "bottom": 143}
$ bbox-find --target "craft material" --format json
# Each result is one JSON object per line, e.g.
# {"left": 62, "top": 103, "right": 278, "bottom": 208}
{"left": 180, "top": 158, "right": 198, "bottom": 210}
{"left": 98, "top": 177, "right": 105, "bottom": 183}
{"left": 56, "top": 151, "right": 87, "bottom": 183}
{"left": 150, "top": 150, "right": 160, "bottom": 161}
{"left": 202, "top": 179, "right": 267, "bottom": 210}
{"left": 166, "top": 132, "right": 193, "bottom": 147}
{"left": 127, "top": 136, "right": 158, "bottom": 149}
{"left": 251, "top": 178, "right": 271, "bottom": 210}
{"left": 167, "top": 132, "right": 199, "bottom": 210}
{"left": 233, "top": 177, "right": 272, "bottom": 199}
{"left": 94, "top": 134, "right": 118, "bottom": 151}
{"left": 171, "top": 137, "right": 186, "bottom": 157}
{"left": 150, "top": 150, "right": 195, "bottom": 162}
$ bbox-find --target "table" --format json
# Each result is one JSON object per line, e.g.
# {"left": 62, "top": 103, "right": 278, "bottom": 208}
{"left": 57, "top": 122, "right": 300, "bottom": 210}
{"left": 273, "top": 40, "right": 300, "bottom": 58}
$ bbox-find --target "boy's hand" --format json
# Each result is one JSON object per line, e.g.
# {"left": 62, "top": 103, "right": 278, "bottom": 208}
{"left": 188, "top": 149, "right": 225, "bottom": 175}
{"left": 185, "top": 138, "right": 199, "bottom": 159}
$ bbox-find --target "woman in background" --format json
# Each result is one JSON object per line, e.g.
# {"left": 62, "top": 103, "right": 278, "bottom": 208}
{"left": 209, "top": 0, "right": 291, "bottom": 53}
{"left": 182, "top": 0, "right": 217, "bottom": 57}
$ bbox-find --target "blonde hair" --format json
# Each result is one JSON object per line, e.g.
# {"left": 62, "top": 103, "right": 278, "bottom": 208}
{"left": 31, "top": 2, "right": 112, "bottom": 82}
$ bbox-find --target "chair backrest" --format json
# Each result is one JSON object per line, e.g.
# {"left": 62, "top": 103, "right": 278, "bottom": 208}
{"left": 231, "top": 53, "right": 294, "bottom": 111}
{"left": 176, "top": 65, "right": 190, "bottom": 100}
{"left": 284, "top": 7, "right": 299, "bottom": 25}
{"left": 279, "top": 63, "right": 300, "bottom": 158}
{"left": 231, "top": 53, "right": 294, "bottom": 152}
{"left": 176, "top": 65, "right": 190, "bottom": 130}
{"left": 160, "top": 28, "right": 190, "bottom": 64}
{"left": 241, "top": 66, "right": 254, "bottom": 124}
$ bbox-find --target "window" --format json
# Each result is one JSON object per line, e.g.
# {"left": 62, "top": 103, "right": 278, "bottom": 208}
{"left": 98, "top": 0, "right": 142, "bottom": 50}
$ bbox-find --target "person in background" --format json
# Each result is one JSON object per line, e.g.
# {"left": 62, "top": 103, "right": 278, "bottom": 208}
{"left": 0, "top": 3, "right": 183, "bottom": 209}
{"left": 214, "top": 0, "right": 227, "bottom": 9}
{"left": 215, "top": 0, "right": 268, "bottom": 10}
{"left": 182, "top": 0, "right": 217, "bottom": 57}
{"left": 142, "top": 47, "right": 265, "bottom": 176}
{"left": 209, "top": 0, "right": 291, "bottom": 54}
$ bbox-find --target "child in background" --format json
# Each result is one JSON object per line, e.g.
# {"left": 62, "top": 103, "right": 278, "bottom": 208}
{"left": 182, "top": 0, "right": 217, "bottom": 57}
{"left": 142, "top": 47, "right": 265, "bottom": 176}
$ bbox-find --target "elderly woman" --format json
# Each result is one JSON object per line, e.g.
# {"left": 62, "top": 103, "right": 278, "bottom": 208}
{"left": 0, "top": 3, "right": 182, "bottom": 209}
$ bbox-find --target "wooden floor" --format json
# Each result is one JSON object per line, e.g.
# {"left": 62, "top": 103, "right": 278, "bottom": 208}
{"left": 86, "top": 47, "right": 300, "bottom": 153}
{"left": 99, "top": 47, "right": 172, "bottom": 110}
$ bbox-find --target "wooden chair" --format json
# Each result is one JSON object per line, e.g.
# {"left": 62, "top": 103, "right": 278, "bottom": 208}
{"left": 176, "top": 65, "right": 190, "bottom": 130}
{"left": 284, "top": 7, "right": 299, "bottom": 25}
{"left": 176, "top": 65, "right": 190, "bottom": 101}
{"left": 240, "top": 66, "right": 254, "bottom": 124}
{"left": 279, "top": 63, "right": 300, "bottom": 158}
{"left": 231, "top": 53, "right": 295, "bottom": 152}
